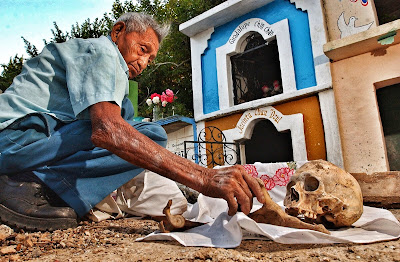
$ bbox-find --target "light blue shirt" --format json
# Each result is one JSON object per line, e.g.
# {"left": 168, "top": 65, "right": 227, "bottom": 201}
{"left": 0, "top": 36, "right": 129, "bottom": 130}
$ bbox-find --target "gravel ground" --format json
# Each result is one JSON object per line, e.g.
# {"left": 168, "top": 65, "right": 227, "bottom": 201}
{"left": 0, "top": 209, "right": 399, "bottom": 262}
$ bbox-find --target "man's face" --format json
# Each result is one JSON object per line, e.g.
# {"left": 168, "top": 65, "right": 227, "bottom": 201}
{"left": 111, "top": 22, "right": 159, "bottom": 79}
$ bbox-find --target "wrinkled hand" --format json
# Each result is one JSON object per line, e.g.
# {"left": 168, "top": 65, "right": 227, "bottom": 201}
{"left": 200, "top": 165, "right": 265, "bottom": 216}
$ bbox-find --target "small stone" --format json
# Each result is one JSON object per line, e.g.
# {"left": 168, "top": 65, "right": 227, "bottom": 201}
{"left": 24, "top": 236, "right": 34, "bottom": 248}
{"left": 9, "top": 254, "right": 20, "bottom": 261}
{"left": 356, "top": 256, "right": 361, "bottom": 259}
{"left": 31, "top": 248, "right": 42, "bottom": 258}
{"left": 0, "top": 225, "right": 13, "bottom": 241}
{"left": 0, "top": 245, "right": 17, "bottom": 255}
{"left": 15, "top": 234, "right": 25, "bottom": 243}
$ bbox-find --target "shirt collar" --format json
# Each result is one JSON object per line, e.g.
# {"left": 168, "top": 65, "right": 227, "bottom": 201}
{"left": 107, "top": 35, "right": 129, "bottom": 78}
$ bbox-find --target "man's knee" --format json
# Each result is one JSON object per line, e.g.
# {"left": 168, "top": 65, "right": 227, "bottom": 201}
{"left": 121, "top": 98, "right": 135, "bottom": 121}
{"left": 131, "top": 122, "right": 168, "bottom": 148}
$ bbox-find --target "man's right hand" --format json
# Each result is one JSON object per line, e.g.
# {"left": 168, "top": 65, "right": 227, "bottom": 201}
{"left": 199, "top": 165, "right": 265, "bottom": 216}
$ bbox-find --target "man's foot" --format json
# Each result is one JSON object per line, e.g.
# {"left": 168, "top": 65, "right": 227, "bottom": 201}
{"left": 0, "top": 173, "right": 78, "bottom": 231}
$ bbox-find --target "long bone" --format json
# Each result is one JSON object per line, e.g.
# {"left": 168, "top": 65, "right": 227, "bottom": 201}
{"left": 249, "top": 178, "right": 330, "bottom": 234}
{"left": 159, "top": 179, "right": 330, "bottom": 234}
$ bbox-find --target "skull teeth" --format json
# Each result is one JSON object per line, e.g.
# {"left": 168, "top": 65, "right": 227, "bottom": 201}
{"left": 300, "top": 209, "right": 317, "bottom": 220}
{"left": 286, "top": 207, "right": 318, "bottom": 221}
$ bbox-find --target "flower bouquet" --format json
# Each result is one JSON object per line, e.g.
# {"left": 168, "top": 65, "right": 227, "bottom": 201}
{"left": 146, "top": 89, "right": 177, "bottom": 121}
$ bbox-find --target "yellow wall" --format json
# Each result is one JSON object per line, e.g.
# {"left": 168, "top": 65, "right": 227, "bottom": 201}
{"left": 206, "top": 96, "right": 326, "bottom": 161}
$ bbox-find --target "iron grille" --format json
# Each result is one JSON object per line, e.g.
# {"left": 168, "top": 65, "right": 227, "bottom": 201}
{"left": 184, "top": 126, "right": 240, "bottom": 168}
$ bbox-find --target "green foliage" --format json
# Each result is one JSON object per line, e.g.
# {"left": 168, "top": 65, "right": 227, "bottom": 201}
{"left": 22, "top": 19, "right": 110, "bottom": 58}
{"left": 22, "top": 37, "right": 39, "bottom": 58}
{"left": 0, "top": 55, "right": 24, "bottom": 92}
{"left": 70, "top": 18, "right": 111, "bottom": 39}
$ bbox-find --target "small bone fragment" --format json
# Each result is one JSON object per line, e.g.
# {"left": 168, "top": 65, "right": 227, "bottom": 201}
{"left": 163, "top": 199, "right": 185, "bottom": 229}
{"left": 249, "top": 179, "right": 330, "bottom": 234}
{"left": 159, "top": 200, "right": 204, "bottom": 233}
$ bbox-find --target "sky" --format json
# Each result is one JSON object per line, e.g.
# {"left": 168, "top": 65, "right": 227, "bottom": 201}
{"left": 0, "top": 0, "right": 119, "bottom": 72}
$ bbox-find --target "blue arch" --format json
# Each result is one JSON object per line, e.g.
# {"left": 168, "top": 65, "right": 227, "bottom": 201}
{"left": 201, "top": 0, "right": 317, "bottom": 114}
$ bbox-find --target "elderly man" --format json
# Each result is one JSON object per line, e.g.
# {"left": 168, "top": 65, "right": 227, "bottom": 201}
{"left": 0, "top": 13, "right": 264, "bottom": 231}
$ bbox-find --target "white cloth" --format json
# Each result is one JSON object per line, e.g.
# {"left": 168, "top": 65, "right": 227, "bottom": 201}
{"left": 136, "top": 162, "right": 400, "bottom": 247}
{"left": 137, "top": 194, "right": 400, "bottom": 247}
{"left": 87, "top": 170, "right": 188, "bottom": 221}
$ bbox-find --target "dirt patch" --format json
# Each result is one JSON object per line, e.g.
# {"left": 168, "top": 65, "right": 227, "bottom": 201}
{"left": 1, "top": 209, "right": 399, "bottom": 262}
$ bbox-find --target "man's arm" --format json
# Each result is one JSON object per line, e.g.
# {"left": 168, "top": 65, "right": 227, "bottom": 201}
{"left": 90, "top": 101, "right": 265, "bottom": 215}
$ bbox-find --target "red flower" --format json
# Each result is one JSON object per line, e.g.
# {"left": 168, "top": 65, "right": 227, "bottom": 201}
{"left": 272, "top": 167, "right": 294, "bottom": 186}
{"left": 242, "top": 164, "right": 258, "bottom": 178}
{"left": 150, "top": 93, "right": 161, "bottom": 100}
{"left": 166, "top": 95, "right": 174, "bottom": 103}
{"left": 260, "top": 174, "right": 275, "bottom": 190}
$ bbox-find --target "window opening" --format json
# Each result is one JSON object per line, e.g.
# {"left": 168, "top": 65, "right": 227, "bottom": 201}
{"left": 374, "top": 0, "right": 400, "bottom": 25}
{"left": 377, "top": 83, "right": 400, "bottom": 170}
{"left": 230, "top": 32, "right": 282, "bottom": 105}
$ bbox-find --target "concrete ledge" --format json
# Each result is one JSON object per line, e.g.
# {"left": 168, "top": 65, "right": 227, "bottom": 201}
{"left": 324, "top": 19, "right": 400, "bottom": 62}
{"left": 351, "top": 172, "right": 400, "bottom": 208}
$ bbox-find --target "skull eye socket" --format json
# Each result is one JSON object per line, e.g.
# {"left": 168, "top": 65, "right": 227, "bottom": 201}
{"left": 287, "top": 181, "right": 295, "bottom": 190}
{"left": 304, "top": 175, "right": 320, "bottom": 191}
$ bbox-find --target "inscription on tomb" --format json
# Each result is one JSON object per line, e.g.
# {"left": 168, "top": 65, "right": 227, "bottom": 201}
{"left": 229, "top": 18, "right": 275, "bottom": 45}
{"left": 237, "top": 107, "right": 283, "bottom": 134}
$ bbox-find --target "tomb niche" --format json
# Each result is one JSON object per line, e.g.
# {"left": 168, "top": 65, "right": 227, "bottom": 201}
{"left": 244, "top": 119, "right": 293, "bottom": 164}
{"left": 377, "top": 83, "right": 400, "bottom": 171}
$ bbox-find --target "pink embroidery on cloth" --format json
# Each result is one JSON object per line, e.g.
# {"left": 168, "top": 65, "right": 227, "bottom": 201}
{"left": 273, "top": 167, "right": 294, "bottom": 186}
{"left": 260, "top": 174, "right": 275, "bottom": 190}
{"left": 242, "top": 164, "right": 259, "bottom": 178}
{"left": 243, "top": 164, "right": 296, "bottom": 191}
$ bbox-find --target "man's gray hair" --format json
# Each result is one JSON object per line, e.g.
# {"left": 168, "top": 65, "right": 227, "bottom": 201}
{"left": 115, "top": 12, "right": 170, "bottom": 43}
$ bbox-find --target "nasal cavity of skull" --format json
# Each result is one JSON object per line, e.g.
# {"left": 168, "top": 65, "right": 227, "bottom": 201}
{"left": 290, "top": 187, "right": 299, "bottom": 201}
{"left": 287, "top": 182, "right": 299, "bottom": 202}
{"left": 304, "top": 175, "right": 319, "bottom": 191}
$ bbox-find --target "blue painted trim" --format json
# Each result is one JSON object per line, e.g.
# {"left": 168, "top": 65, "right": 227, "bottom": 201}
{"left": 156, "top": 116, "right": 199, "bottom": 164}
{"left": 201, "top": 0, "right": 317, "bottom": 114}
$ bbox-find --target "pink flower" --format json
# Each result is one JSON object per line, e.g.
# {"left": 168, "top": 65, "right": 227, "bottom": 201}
{"left": 161, "top": 92, "right": 168, "bottom": 102}
{"left": 260, "top": 174, "right": 275, "bottom": 190}
{"left": 273, "top": 80, "right": 280, "bottom": 91}
{"left": 165, "top": 89, "right": 174, "bottom": 97}
{"left": 160, "top": 89, "right": 176, "bottom": 104}
{"left": 272, "top": 167, "right": 294, "bottom": 186}
{"left": 162, "top": 101, "right": 168, "bottom": 107}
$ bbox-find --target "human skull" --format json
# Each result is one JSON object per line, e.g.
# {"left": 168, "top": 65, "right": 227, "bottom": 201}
{"left": 284, "top": 160, "right": 363, "bottom": 228}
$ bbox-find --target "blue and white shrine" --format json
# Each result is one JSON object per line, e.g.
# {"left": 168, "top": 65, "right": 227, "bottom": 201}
{"left": 180, "top": 0, "right": 343, "bottom": 167}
